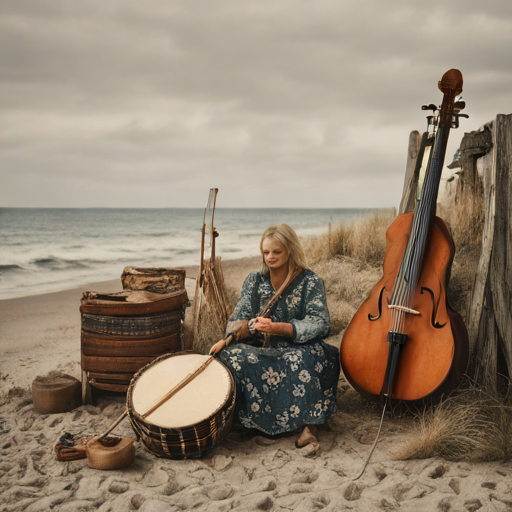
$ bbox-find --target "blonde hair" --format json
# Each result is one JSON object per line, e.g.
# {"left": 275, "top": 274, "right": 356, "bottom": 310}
{"left": 259, "top": 224, "right": 310, "bottom": 276}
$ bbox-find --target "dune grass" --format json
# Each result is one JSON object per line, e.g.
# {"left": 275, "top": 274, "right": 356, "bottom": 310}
{"left": 305, "top": 210, "right": 396, "bottom": 265}
{"left": 393, "top": 389, "right": 512, "bottom": 462}
{"left": 305, "top": 193, "right": 511, "bottom": 463}
{"left": 303, "top": 210, "right": 395, "bottom": 336}
{"left": 439, "top": 189, "right": 484, "bottom": 319}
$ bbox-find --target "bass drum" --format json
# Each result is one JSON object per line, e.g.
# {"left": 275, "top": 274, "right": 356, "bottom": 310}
{"left": 127, "top": 352, "right": 235, "bottom": 459}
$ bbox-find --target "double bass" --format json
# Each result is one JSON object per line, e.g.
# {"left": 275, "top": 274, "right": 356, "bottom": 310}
{"left": 340, "top": 69, "right": 469, "bottom": 404}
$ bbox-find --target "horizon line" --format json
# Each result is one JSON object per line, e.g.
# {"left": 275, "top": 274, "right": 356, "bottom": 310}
{"left": 0, "top": 205, "right": 395, "bottom": 210}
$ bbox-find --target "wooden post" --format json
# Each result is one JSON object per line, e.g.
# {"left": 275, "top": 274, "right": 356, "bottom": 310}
{"left": 399, "top": 131, "right": 423, "bottom": 215}
{"left": 467, "top": 114, "right": 512, "bottom": 390}
{"left": 452, "top": 125, "right": 493, "bottom": 198}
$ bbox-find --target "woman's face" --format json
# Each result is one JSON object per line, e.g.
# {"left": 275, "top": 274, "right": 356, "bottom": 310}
{"left": 262, "top": 237, "right": 289, "bottom": 271}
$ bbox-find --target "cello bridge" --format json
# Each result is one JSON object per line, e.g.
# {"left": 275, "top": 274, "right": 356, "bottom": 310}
{"left": 388, "top": 305, "right": 421, "bottom": 316}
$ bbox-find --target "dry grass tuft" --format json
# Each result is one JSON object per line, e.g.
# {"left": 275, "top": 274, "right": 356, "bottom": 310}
{"left": 312, "top": 257, "right": 382, "bottom": 335}
{"left": 439, "top": 189, "right": 484, "bottom": 320}
{"left": 303, "top": 210, "right": 394, "bottom": 337}
{"left": 394, "top": 390, "right": 512, "bottom": 462}
{"left": 194, "top": 305, "right": 225, "bottom": 353}
{"left": 440, "top": 187, "right": 484, "bottom": 251}
{"left": 305, "top": 210, "right": 395, "bottom": 265}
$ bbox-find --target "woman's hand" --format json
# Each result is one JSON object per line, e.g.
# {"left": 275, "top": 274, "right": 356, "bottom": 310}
{"left": 209, "top": 339, "right": 227, "bottom": 355}
{"left": 253, "top": 317, "right": 293, "bottom": 338}
{"left": 252, "top": 317, "right": 273, "bottom": 333}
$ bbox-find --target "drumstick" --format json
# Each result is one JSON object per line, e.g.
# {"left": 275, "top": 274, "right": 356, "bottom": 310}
{"left": 95, "top": 410, "right": 129, "bottom": 441}
{"left": 141, "top": 355, "right": 216, "bottom": 419}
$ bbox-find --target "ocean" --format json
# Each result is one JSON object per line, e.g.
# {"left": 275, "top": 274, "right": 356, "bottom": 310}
{"left": 0, "top": 208, "right": 383, "bottom": 300}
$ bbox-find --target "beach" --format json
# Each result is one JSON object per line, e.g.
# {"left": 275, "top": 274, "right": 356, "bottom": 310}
{"left": 1, "top": 257, "right": 511, "bottom": 512}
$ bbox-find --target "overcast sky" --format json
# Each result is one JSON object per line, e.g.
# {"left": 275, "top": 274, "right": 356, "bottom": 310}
{"left": 1, "top": 0, "right": 511, "bottom": 209}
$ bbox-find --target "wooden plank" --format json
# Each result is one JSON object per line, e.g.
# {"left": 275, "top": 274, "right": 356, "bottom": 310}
{"left": 80, "top": 289, "right": 189, "bottom": 316}
{"left": 81, "top": 332, "right": 181, "bottom": 357}
{"left": 467, "top": 137, "right": 496, "bottom": 356}
{"left": 81, "top": 311, "right": 181, "bottom": 337}
{"left": 82, "top": 370, "right": 92, "bottom": 405}
{"left": 473, "top": 282, "right": 498, "bottom": 393}
{"left": 88, "top": 372, "right": 134, "bottom": 382}
{"left": 399, "top": 131, "right": 423, "bottom": 215}
{"left": 455, "top": 125, "right": 493, "bottom": 193}
{"left": 82, "top": 354, "right": 158, "bottom": 373}
{"left": 89, "top": 381, "right": 129, "bottom": 393}
{"left": 489, "top": 114, "right": 512, "bottom": 382}
{"left": 467, "top": 114, "right": 512, "bottom": 390}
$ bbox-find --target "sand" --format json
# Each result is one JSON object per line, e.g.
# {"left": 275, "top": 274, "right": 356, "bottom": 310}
{"left": 1, "top": 258, "right": 511, "bottom": 512}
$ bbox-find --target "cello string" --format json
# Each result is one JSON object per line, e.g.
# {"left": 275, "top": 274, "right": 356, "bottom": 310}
{"left": 395, "top": 121, "right": 446, "bottom": 312}
{"left": 397, "top": 133, "right": 443, "bottom": 310}
{"left": 352, "top": 396, "right": 389, "bottom": 481}
{"left": 402, "top": 155, "right": 438, "bottom": 309}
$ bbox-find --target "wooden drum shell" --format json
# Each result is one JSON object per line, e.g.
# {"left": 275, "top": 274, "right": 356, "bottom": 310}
{"left": 127, "top": 352, "right": 236, "bottom": 460}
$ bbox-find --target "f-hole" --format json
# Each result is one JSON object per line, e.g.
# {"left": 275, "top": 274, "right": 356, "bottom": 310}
{"left": 420, "top": 287, "right": 446, "bottom": 328}
{"left": 369, "top": 287, "right": 385, "bottom": 321}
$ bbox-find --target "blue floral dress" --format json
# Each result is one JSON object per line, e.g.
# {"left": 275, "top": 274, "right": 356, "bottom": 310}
{"left": 218, "top": 269, "right": 340, "bottom": 435}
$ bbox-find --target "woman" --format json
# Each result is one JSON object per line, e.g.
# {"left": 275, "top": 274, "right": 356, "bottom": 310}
{"left": 210, "top": 224, "right": 340, "bottom": 454}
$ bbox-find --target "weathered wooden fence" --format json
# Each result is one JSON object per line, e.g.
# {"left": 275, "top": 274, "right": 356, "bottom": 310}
{"left": 466, "top": 115, "right": 512, "bottom": 392}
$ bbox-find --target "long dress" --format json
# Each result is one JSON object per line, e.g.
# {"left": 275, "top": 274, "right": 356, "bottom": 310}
{"left": 218, "top": 269, "right": 340, "bottom": 435}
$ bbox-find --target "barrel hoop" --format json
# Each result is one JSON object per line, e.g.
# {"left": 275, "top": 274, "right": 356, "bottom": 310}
{"left": 81, "top": 311, "right": 181, "bottom": 336}
{"left": 81, "top": 332, "right": 181, "bottom": 357}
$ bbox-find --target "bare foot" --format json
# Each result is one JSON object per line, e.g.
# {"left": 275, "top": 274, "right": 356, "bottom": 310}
{"left": 302, "top": 441, "right": 320, "bottom": 458}
{"left": 295, "top": 425, "right": 318, "bottom": 449}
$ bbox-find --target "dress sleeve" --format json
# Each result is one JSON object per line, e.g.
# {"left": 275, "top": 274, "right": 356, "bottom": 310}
{"left": 289, "top": 273, "right": 330, "bottom": 344}
{"left": 228, "top": 271, "right": 259, "bottom": 324}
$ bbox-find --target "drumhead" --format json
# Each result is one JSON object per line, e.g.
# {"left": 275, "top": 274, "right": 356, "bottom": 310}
{"left": 131, "top": 353, "right": 232, "bottom": 429}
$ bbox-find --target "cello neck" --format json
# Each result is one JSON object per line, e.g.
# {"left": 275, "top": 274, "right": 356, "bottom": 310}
{"left": 390, "top": 70, "right": 463, "bottom": 311}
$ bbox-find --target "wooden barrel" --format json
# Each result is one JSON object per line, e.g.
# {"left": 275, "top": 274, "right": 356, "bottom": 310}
{"left": 81, "top": 287, "right": 189, "bottom": 397}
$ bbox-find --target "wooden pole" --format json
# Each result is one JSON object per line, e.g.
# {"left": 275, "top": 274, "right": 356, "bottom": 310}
{"left": 467, "top": 114, "right": 512, "bottom": 391}
{"left": 398, "top": 131, "right": 423, "bottom": 215}
{"left": 454, "top": 125, "right": 493, "bottom": 197}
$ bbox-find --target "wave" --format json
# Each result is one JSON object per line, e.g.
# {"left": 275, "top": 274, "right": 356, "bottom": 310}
{"left": 173, "top": 249, "right": 197, "bottom": 256}
{"left": 142, "top": 232, "right": 173, "bottom": 238}
{"left": 28, "top": 255, "right": 130, "bottom": 271}
{"left": 0, "top": 264, "right": 25, "bottom": 274}
{"left": 31, "top": 257, "right": 89, "bottom": 270}
{"left": 0, "top": 207, "right": 377, "bottom": 299}
{"left": 239, "top": 232, "right": 262, "bottom": 239}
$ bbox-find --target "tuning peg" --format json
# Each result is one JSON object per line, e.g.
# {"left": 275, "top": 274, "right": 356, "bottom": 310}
{"left": 453, "top": 95, "right": 465, "bottom": 111}
{"left": 451, "top": 112, "right": 469, "bottom": 129}
{"left": 426, "top": 115, "right": 437, "bottom": 128}
{"left": 422, "top": 103, "right": 438, "bottom": 111}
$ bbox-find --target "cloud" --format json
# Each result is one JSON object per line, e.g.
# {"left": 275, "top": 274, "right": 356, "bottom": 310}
{"left": 1, "top": 0, "right": 511, "bottom": 207}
